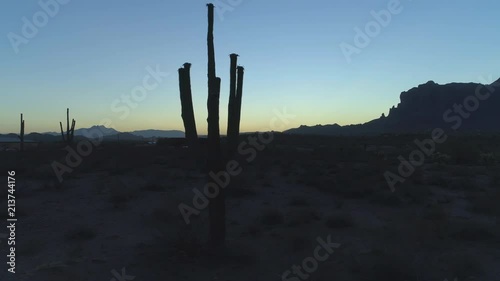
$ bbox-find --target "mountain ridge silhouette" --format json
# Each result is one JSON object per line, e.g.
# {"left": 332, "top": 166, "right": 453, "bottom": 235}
{"left": 285, "top": 78, "right": 500, "bottom": 136}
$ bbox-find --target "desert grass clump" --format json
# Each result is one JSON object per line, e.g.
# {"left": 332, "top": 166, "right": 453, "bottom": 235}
{"left": 468, "top": 189, "right": 500, "bottom": 216}
{"left": 444, "top": 253, "right": 483, "bottom": 280}
{"left": 370, "top": 191, "right": 402, "bottom": 207}
{"left": 64, "top": 226, "right": 96, "bottom": 241}
{"left": 364, "top": 252, "right": 417, "bottom": 281}
{"left": 107, "top": 176, "right": 141, "bottom": 208}
{"left": 286, "top": 208, "right": 322, "bottom": 227}
{"left": 245, "top": 224, "right": 261, "bottom": 237}
{"left": 425, "top": 172, "right": 450, "bottom": 187}
{"left": 141, "top": 182, "right": 165, "bottom": 192}
{"left": 449, "top": 221, "right": 495, "bottom": 242}
{"left": 448, "top": 176, "right": 479, "bottom": 191}
{"left": 401, "top": 183, "right": 432, "bottom": 204}
{"left": 288, "top": 196, "right": 309, "bottom": 207}
{"left": 171, "top": 227, "right": 203, "bottom": 259}
{"left": 260, "top": 208, "right": 285, "bottom": 226}
{"left": 421, "top": 204, "right": 448, "bottom": 221}
{"left": 289, "top": 235, "right": 309, "bottom": 253}
{"left": 225, "top": 186, "right": 257, "bottom": 198}
{"left": 325, "top": 212, "right": 354, "bottom": 229}
{"left": 17, "top": 239, "right": 45, "bottom": 256}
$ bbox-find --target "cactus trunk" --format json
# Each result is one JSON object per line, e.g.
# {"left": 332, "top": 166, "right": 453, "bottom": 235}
{"left": 234, "top": 66, "right": 245, "bottom": 137}
{"left": 206, "top": 3, "right": 225, "bottom": 247}
{"left": 227, "top": 53, "right": 238, "bottom": 155}
{"left": 179, "top": 63, "right": 199, "bottom": 148}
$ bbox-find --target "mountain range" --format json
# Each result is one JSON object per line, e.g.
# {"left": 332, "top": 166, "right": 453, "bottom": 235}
{"left": 42, "top": 126, "right": 184, "bottom": 139}
{"left": 285, "top": 78, "right": 500, "bottom": 136}
{"left": 0, "top": 126, "right": 184, "bottom": 142}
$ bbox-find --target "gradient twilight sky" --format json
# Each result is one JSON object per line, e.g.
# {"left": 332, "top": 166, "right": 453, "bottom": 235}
{"left": 1, "top": 0, "right": 499, "bottom": 134}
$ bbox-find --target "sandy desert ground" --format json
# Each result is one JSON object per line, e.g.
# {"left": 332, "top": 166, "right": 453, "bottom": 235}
{"left": 0, "top": 134, "right": 499, "bottom": 281}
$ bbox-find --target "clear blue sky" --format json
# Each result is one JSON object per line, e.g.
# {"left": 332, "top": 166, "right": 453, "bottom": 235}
{"left": 1, "top": 0, "right": 499, "bottom": 134}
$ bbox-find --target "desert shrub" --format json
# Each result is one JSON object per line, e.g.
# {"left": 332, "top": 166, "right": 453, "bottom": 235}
{"left": 401, "top": 184, "right": 432, "bottom": 204}
{"left": 64, "top": 226, "right": 96, "bottom": 241}
{"left": 107, "top": 177, "right": 141, "bottom": 208}
{"left": 421, "top": 204, "right": 448, "bottom": 221}
{"left": 226, "top": 186, "right": 257, "bottom": 198}
{"left": 246, "top": 224, "right": 261, "bottom": 237}
{"left": 449, "top": 221, "right": 495, "bottom": 242}
{"left": 296, "top": 165, "right": 324, "bottom": 187}
{"left": 445, "top": 253, "right": 483, "bottom": 279}
{"left": 289, "top": 236, "right": 309, "bottom": 253}
{"left": 449, "top": 166, "right": 476, "bottom": 177}
{"left": 448, "top": 177, "right": 479, "bottom": 191}
{"left": 17, "top": 239, "right": 45, "bottom": 256}
{"left": 364, "top": 253, "right": 418, "bottom": 281}
{"left": 171, "top": 227, "right": 203, "bottom": 258}
{"left": 286, "top": 208, "right": 322, "bottom": 227}
{"left": 439, "top": 141, "right": 481, "bottom": 165}
{"left": 288, "top": 196, "right": 309, "bottom": 207}
{"left": 370, "top": 191, "right": 402, "bottom": 207}
{"left": 141, "top": 182, "right": 165, "bottom": 192}
{"left": 425, "top": 172, "right": 450, "bottom": 187}
{"left": 260, "top": 208, "right": 285, "bottom": 226}
{"left": 410, "top": 167, "right": 425, "bottom": 184}
{"left": 325, "top": 212, "right": 354, "bottom": 229}
{"left": 479, "top": 152, "right": 497, "bottom": 165}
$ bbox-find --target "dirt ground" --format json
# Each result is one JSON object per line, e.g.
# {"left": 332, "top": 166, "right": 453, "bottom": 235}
{"left": 0, "top": 134, "right": 499, "bottom": 281}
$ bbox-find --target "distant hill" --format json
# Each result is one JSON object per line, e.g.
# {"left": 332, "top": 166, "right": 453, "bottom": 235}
{"left": 43, "top": 125, "right": 119, "bottom": 137}
{"left": 130, "top": 129, "right": 184, "bottom": 138}
{"left": 102, "top": 132, "right": 145, "bottom": 142}
{"left": 43, "top": 126, "right": 184, "bottom": 139}
{"left": 285, "top": 78, "right": 500, "bottom": 136}
{"left": 3, "top": 126, "right": 186, "bottom": 143}
{"left": 76, "top": 125, "right": 120, "bottom": 137}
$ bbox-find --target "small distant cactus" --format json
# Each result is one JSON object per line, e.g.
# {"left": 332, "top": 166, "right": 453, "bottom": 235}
{"left": 59, "top": 108, "right": 76, "bottom": 144}
{"left": 18, "top": 113, "right": 25, "bottom": 152}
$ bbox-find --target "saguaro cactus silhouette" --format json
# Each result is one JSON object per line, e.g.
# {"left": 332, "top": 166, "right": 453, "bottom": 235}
{"left": 18, "top": 113, "right": 25, "bottom": 152}
{"left": 177, "top": 3, "right": 245, "bottom": 247}
{"left": 59, "top": 108, "right": 76, "bottom": 144}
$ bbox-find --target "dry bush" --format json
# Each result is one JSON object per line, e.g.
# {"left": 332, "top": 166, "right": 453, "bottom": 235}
{"left": 443, "top": 253, "right": 483, "bottom": 280}
{"left": 325, "top": 212, "right": 354, "bottom": 229}
{"left": 64, "top": 225, "right": 97, "bottom": 241}
{"left": 259, "top": 208, "right": 285, "bottom": 226}
{"left": 286, "top": 208, "right": 322, "bottom": 227}
{"left": 288, "top": 196, "right": 309, "bottom": 207}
